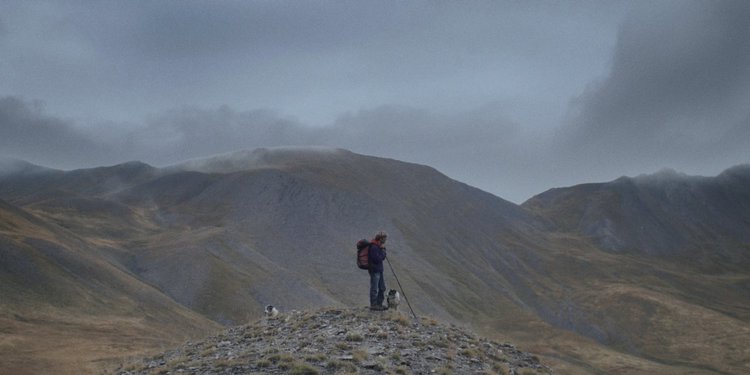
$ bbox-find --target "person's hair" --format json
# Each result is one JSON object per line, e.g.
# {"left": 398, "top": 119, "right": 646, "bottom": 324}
{"left": 375, "top": 231, "right": 388, "bottom": 241}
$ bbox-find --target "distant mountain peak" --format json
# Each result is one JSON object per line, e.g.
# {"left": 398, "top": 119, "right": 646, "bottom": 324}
{"left": 0, "top": 157, "right": 54, "bottom": 176}
{"left": 68, "top": 160, "right": 157, "bottom": 177}
{"left": 631, "top": 167, "right": 693, "bottom": 185}
{"left": 114, "top": 160, "right": 156, "bottom": 169}
{"left": 641, "top": 167, "right": 683, "bottom": 178}
{"left": 718, "top": 163, "right": 750, "bottom": 180}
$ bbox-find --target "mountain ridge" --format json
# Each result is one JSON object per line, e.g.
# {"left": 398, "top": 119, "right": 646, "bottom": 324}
{"left": 523, "top": 163, "right": 750, "bottom": 265}
{"left": 1, "top": 148, "right": 749, "bottom": 374}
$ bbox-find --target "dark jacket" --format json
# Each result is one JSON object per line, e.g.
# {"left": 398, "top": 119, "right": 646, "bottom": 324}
{"left": 368, "top": 240, "right": 387, "bottom": 273}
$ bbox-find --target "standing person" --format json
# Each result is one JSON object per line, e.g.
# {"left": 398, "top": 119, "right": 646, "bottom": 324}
{"left": 368, "top": 231, "right": 388, "bottom": 310}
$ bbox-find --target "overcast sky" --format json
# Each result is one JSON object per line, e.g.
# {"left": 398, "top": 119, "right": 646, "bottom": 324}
{"left": 1, "top": 1, "right": 749, "bottom": 203}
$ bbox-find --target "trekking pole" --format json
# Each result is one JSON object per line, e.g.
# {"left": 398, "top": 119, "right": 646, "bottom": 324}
{"left": 386, "top": 257, "right": 418, "bottom": 320}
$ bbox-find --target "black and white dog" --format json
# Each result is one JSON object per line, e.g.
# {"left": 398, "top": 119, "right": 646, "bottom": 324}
{"left": 264, "top": 305, "right": 279, "bottom": 318}
{"left": 386, "top": 289, "right": 400, "bottom": 311}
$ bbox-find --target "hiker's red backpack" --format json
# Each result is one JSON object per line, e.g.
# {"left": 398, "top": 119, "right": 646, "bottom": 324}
{"left": 356, "top": 239, "right": 370, "bottom": 270}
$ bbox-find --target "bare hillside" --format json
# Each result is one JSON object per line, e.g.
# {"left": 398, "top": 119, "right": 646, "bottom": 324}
{"left": 1, "top": 149, "right": 749, "bottom": 374}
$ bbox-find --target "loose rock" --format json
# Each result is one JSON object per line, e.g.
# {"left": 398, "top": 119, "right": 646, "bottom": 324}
{"left": 115, "top": 307, "right": 552, "bottom": 375}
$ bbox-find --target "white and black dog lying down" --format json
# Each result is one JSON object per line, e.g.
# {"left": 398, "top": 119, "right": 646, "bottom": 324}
{"left": 386, "top": 289, "right": 400, "bottom": 310}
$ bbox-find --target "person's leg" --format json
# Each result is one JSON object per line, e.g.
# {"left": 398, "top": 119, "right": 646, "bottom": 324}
{"left": 369, "top": 271, "right": 380, "bottom": 306}
{"left": 376, "top": 271, "right": 386, "bottom": 306}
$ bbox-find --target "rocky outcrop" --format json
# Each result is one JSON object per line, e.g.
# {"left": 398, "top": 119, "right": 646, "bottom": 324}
{"left": 116, "top": 308, "right": 551, "bottom": 375}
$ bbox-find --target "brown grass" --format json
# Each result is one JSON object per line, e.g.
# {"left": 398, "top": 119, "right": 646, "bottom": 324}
{"left": 0, "top": 309, "right": 216, "bottom": 375}
{"left": 290, "top": 362, "right": 320, "bottom": 375}
{"left": 351, "top": 349, "right": 368, "bottom": 363}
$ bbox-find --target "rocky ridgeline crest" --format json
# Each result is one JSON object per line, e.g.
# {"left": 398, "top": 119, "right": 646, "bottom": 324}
{"left": 115, "top": 308, "right": 551, "bottom": 375}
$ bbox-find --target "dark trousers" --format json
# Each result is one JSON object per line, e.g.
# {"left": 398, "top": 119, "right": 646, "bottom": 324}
{"left": 369, "top": 270, "right": 386, "bottom": 306}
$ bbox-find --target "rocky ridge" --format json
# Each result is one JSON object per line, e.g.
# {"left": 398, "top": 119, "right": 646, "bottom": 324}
{"left": 114, "top": 308, "right": 551, "bottom": 375}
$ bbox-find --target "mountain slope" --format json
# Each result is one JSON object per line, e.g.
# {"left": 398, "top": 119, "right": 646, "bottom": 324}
{"left": 1, "top": 149, "right": 749, "bottom": 374}
{"left": 0, "top": 149, "right": 559, "bottom": 372}
{"left": 522, "top": 167, "right": 750, "bottom": 373}
{"left": 0, "top": 198, "right": 219, "bottom": 375}
{"left": 113, "top": 150, "right": 552, "bottom": 323}
{"left": 523, "top": 166, "right": 750, "bottom": 268}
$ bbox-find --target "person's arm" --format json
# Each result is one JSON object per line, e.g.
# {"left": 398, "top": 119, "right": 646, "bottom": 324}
{"left": 369, "top": 244, "right": 386, "bottom": 264}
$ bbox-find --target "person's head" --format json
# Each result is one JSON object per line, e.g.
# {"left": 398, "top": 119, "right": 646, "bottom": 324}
{"left": 374, "top": 231, "right": 388, "bottom": 244}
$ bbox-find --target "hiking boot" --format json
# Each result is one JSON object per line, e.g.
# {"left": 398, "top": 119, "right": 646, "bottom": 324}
{"left": 370, "top": 305, "right": 387, "bottom": 311}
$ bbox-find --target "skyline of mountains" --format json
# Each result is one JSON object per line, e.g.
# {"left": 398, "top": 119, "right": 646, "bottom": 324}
{"left": 1, "top": 147, "right": 748, "bottom": 374}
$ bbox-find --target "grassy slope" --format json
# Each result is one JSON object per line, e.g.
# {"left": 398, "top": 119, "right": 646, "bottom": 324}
{"left": 522, "top": 172, "right": 750, "bottom": 374}
{"left": 0, "top": 200, "right": 220, "bottom": 374}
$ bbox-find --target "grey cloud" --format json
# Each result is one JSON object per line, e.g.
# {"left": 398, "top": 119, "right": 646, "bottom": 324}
{"left": 129, "top": 106, "right": 313, "bottom": 165}
{"left": 120, "top": 2, "right": 388, "bottom": 61}
{"left": 65, "top": 2, "right": 418, "bottom": 68}
{"left": 559, "top": 0, "right": 750, "bottom": 181}
{"left": 0, "top": 96, "right": 114, "bottom": 168}
{"left": 581, "top": 1, "right": 750, "bottom": 132}
{"left": 0, "top": 1, "right": 627, "bottom": 125}
{"left": 0, "top": 97, "right": 313, "bottom": 171}
{"left": 327, "top": 105, "right": 524, "bottom": 166}
{"left": 129, "top": 103, "right": 528, "bottom": 166}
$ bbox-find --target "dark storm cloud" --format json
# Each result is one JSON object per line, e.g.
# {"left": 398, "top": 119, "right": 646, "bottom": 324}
{"left": 0, "top": 96, "right": 113, "bottom": 168}
{"left": 561, "top": 1, "right": 750, "bottom": 179}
